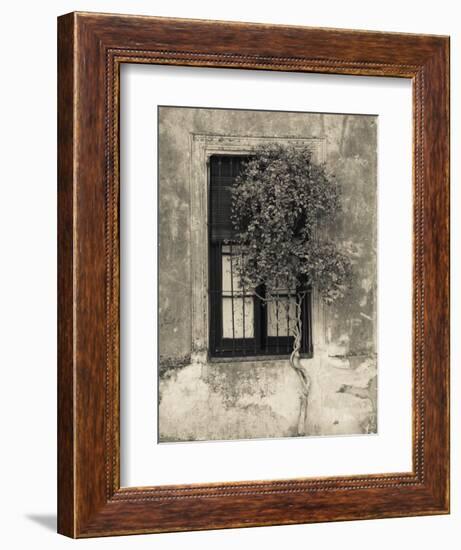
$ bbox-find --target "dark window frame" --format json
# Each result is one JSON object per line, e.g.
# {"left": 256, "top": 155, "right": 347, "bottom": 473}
{"left": 208, "top": 154, "right": 313, "bottom": 359}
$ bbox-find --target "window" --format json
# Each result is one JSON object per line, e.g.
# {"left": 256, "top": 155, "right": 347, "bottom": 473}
{"left": 208, "top": 155, "right": 313, "bottom": 358}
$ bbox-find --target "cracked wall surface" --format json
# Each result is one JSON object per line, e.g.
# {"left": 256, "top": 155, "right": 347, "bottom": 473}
{"left": 158, "top": 106, "right": 377, "bottom": 442}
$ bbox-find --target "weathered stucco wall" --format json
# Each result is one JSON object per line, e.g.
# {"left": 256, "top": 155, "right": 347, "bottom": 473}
{"left": 158, "top": 106, "right": 377, "bottom": 442}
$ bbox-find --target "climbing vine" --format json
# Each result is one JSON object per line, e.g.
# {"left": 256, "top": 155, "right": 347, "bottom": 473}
{"left": 231, "top": 144, "right": 352, "bottom": 435}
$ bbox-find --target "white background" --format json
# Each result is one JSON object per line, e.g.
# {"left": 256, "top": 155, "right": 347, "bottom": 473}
{"left": 121, "top": 66, "right": 413, "bottom": 486}
{"left": 0, "top": 0, "right": 458, "bottom": 548}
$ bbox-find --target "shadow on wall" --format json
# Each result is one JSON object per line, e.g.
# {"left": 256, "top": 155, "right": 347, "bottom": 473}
{"left": 25, "top": 514, "right": 57, "bottom": 532}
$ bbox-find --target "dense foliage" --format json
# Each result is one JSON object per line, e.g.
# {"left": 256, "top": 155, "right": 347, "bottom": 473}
{"left": 231, "top": 144, "right": 352, "bottom": 303}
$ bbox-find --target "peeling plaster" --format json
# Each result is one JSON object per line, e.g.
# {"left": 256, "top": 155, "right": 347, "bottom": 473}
{"left": 158, "top": 107, "right": 377, "bottom": 442}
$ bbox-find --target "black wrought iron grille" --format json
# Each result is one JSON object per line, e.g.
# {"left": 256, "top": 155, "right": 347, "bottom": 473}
{"left": 208, "top": 155, "right": 313, "bottom": 358}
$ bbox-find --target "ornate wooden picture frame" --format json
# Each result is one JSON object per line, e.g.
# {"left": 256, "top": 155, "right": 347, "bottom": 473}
{"left": 57, "top": 12, "right": 450, "bottom": 538}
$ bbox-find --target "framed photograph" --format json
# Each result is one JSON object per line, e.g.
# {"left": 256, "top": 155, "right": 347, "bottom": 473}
{"left": 58, "top": 12, "right": 450, "bottom": 537}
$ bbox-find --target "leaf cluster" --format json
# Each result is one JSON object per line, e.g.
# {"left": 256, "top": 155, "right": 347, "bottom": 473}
{"left": 231, "top": 144, "right": 352, "bottom": 303}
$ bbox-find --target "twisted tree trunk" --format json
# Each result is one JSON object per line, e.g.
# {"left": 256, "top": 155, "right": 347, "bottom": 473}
{"left": 289, "top": 297, "right": 311, "bottom": 436}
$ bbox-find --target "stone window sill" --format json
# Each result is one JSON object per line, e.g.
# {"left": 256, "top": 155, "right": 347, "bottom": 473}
{"left": 208, "top": 353, "right": 313, "bottom": 364}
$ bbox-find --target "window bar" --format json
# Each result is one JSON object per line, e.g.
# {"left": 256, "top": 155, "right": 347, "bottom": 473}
{"left": 241, "top": 249, "right": 246, "bottom": 355}
{"left": 286, "top": 292, "right": 291, "bottom": 353}
{"left": 301, "top": 291, "right": 306, "bottom": 353}
{"left": 263, "top": 285, "right": 269, "bottom": 355}
{"left": 275, "top": 285, "right": 280, "bottom": 354}
{"left": 297, "top": 291, "right": 302, "bottom": 352}
{"left": 229, "top": 242, "right": 236, "bottom": 356}
{"left": 253, "top": 286, "right": 258, "bottom": 356}
{"left": 307, "top": 290, "right": 312, "bottom": 354}
{"left": 218, "top": 241, "right": 223, "bottom": 356}
{"left": 210, "top": 247, "right": 216, "bottom": 355}
{"left": 216, "top": 242, "right": 223, "bottom": 357}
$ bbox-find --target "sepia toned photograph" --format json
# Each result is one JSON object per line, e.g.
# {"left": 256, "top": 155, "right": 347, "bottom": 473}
{"left": 158, "top": 106, "right": 377, "bottom": 443}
